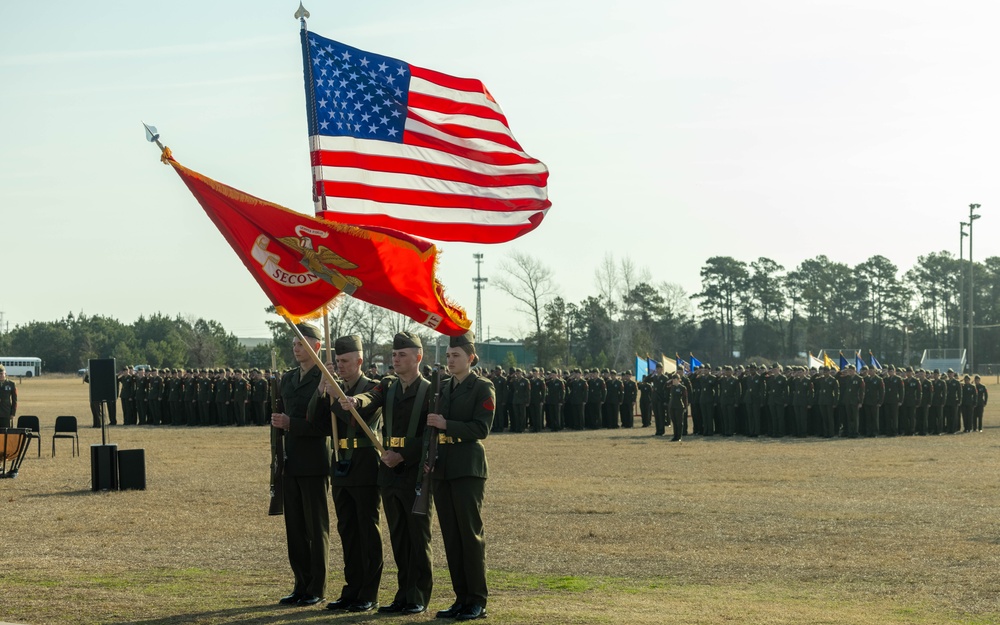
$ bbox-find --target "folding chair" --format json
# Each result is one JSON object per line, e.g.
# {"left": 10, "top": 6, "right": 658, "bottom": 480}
{"left": 52, "top": 416, "right": 79, "bottom": 457}
{"left": 15, "top": 415, "right": 41, "bottom": 457}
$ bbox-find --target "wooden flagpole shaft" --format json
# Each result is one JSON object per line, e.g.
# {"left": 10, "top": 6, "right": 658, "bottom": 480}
{"left": 286, "top": 317, "right": 385, "bottom": 454}
{"left": 324, "top": 312, "right": 340, "bottom": 462}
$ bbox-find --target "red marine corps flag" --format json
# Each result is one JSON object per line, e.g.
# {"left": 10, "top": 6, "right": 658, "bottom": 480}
{"left": 158, "top": 147, "right": 471, "bottom": 336}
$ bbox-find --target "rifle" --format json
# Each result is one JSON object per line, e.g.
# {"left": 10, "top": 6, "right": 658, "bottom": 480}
{"left": 412, "top": 369, "right": 443, "bottom": 516}
{"left": 268, "top": 376, "right": 285, "bottom": 516}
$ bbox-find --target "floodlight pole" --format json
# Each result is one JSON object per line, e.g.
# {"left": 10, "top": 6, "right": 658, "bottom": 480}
{"left": 959, "top": 221, "right": 967, "bottom": 357}
{"left": 473, "top": 253, "right": 487, "bottom": 336}
{"left": 968, "top": 203, "right": 981, "bottom": 373}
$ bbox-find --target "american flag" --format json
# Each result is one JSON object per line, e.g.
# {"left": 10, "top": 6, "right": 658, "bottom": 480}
{"left": 302, "top": 30, "right": 550, "bottom": 244}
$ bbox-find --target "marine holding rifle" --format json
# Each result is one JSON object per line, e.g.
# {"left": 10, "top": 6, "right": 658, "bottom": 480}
{"left": 338, "top": 331, "right": 434, "bottom": 614}
{"left": 427, "top": 331, "right": 495, "bottom": 621}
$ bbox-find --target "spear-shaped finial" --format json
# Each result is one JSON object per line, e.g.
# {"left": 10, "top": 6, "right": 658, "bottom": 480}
{"left": 143, "top": 122, "right": 164, "bottom": 150}
{"left": 294, "top": 2, "right": 310, "bottom": 21}
{"left": 142, "top": 122, "right": 173, "bottom": 162}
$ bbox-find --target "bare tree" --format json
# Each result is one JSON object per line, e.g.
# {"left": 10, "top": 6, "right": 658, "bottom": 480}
{"left": 493, "top": 251, "right": 559, "bottom": 365}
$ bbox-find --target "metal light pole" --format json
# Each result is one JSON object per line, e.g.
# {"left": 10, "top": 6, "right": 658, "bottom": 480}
{"left": 968, "top": 204, "right": 981, "bottom": 373}
{"left": 473, "top": 253, "right": 487, "bottom": 336}
{"left": 959, "top": 222, "right": 968, "bottom": 355}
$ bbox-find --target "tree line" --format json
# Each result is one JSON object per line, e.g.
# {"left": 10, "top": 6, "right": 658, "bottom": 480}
{"left": 5, "top": 248, "right": 995, "bottom": 375}
{"left": 496, "top": 250, "right": 1000, "bottom": 373}
{"left": 0, "top": 312, "right": 269, "bottom": 374}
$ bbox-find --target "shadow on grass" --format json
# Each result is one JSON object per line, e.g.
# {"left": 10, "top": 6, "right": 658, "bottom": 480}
{"left": 26, "top": 489, "right": 100, "bottom": 498}
{"left": 119, "top": 604, "right": 393, "bottom": 625}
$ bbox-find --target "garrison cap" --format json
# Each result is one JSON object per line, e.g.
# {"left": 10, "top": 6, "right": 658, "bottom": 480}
{"left": 625, "top": 370, "right": 633, "bottom": 376}
{"left": 449, "top": 330, "right": 475, "bottom": 348}
{"left": 0, "top": 365, "right": 5, "bottom": 372}
{"left": 335, "top": 335, "right": 363, "bottom": 355}
{"left": 610, "top": 370, "right": 618, "bottom": 375}
{"left": 393, "top": 331, "right": 422, "bottom": 350}
{"left": 933, "top": 368, "right": 940, "bottom": 374}
{"left": 297, "top": 323, "right": 322, "bottom": 342}
{"left": 947, "top": 368, "right": 955, "bottom": 373}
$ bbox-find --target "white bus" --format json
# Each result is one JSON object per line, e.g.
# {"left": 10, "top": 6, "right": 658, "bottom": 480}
{"left": 0, "top": 357, "right": 42, "bottom": 377}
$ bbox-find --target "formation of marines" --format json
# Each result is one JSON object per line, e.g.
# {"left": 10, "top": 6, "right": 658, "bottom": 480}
{"left": 476, "top": 362, "right": 990, "bottom": 442}
{"left": 636, "top": 363, "right": 988, "bottom": 441}
{"left": 115, "top": 366, "right": 285, "bottom": 427}
{"left": 486, "top": 367, "right": 638, "bottom": 432}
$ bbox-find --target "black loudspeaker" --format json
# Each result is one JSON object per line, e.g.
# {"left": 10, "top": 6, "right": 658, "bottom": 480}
{"left": 118, "top": 449, "right": 146, "bottom": 490}
{"left": 91, "top": 444, "right": 119, "bottom": 491}
{"left": 88, "top": 358, "right": 118, "bottom": 403}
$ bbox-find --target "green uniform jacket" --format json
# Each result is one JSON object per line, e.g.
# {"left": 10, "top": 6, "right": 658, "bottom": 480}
{"left": 945, "top": 379, "right": 962, "bottom": 406}
{"left": 903, "top": 377, "right": 923, "bottom": 406}
{"left": 331, "top": 374, "right": 382, "bottom": 487}
{"left": 839, "top": 376, "right": 865, "bottom": 405}
{"left": 354, "top": 375, "right": 431, "bottom": 488}
{"left": 530, "top": 377, "right": 547, "bottom": 404}
{"left": 816, "top": 377, "right": 840, "bottom": 405}
{"left": 567, "top": 378, "right": 588, "bottom": 404}
{"left": 884, "top": 375, "right": 904, "bottom": 405}
{"left": 281, "top": 366, "right": 332, "bottom": 476}
{"left": 433, "top": 372, "right": 495, "bottom": 481}
{"left": 511, "top": 377, "right": 530, "bottom": 404}
{"left": 545, "top": 378, "right": 566, "bottom": 404}
{"left": 862, "top": 376, "right": 884, "bottom": 406}
{"left": 718, "top": 377, "right": 741, "bottom": 407}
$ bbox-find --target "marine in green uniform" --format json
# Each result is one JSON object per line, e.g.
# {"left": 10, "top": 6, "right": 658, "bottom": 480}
{"left": 620, "top": 371, "right": 637, "bottom": 428}
{"left": 840, "top": 366, "right": 865, "bottom": 438}
{"left": 0, "top": 365, "right": 17, "bottom": 429}
{"left": 861, "top": 366, "right": 884, "bottom": 437}
{"left": 488, "top": 367, "right": 507, "bottom": 433}
{"left": 344, "top": 332, "right": 433, "bottom": 615}
{"left": 566, "top": 369, "right": 588, "bottom": 431}
{"left": 135, "top": 369, "right": 149, "bottom": 425}
{"left": 974, "top": 375, "right": 988, "bottom": 432}
{"left": 944, "top": 370, "right": 962, "bottom": 433}
{"left": 528, "top": 368, "right": 547, "bottom": 433}
{"left": 960, "top": 375, "right": 977, "bottom": 433}
{"left": 882, "top": 366, "right": 903, "bottom": 436}
{"left": 272, "top": 323, "right": 332, "bottom": 607}
{"left": 324, "top": 335, "right": 383, "bottom": 613}
{"left": 544, "top": 370, "right": 566, "bottom": 431}
{"left": 509, "top": 369, "right": 529, "bottom": 433}
{"left": 916, "top": 369, "right": 932, "bottom": 435}
{"left": 637, "top": 374, "right": 652, "bottom": 428}
{"left": 604, "top": 370, "right": 623, "bottom": 429}
{"left": 767, "top": 365, "right": 789, "bottom": 437}
{"left": 428, "top": 331, "right": 494, "bottom": 621}
{"left": 816, "top": 367, "right": 839, "bottom": 438}
{"left": 667, "top": 373, "right": 689, "bottom": 442}
{"left": 119, "top": 367, "right": 136, "bottom": 425}
{"left": 718, "top": 367, "right": 741, "bottom": 437}
{"left": 232, "top": 370, "right": 250, "bottom": 427}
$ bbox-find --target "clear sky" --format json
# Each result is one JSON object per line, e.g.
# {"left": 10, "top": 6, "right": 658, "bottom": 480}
{"left": 2, "top": 1, "right": 998, "bottom": 340}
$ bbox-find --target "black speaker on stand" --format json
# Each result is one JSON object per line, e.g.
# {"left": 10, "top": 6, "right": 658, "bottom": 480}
{"left": 89, "top": 358, "right": 119, "bottom": 491}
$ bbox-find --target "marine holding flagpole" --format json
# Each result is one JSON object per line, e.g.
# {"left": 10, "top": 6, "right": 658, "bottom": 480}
{"left": 426, "top": 331, "right": 495, "bottom": 621}
{"left": 270, "top": 323, "right": 332, "bottom": 607}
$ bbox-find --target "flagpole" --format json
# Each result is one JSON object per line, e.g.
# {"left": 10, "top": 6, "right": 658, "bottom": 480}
{"left": 296, "top": 2, "right": 327, "bottom": 214}
{"left": 286, "top": 316, "right": 385, "bottom": 454}
{"left": 324, "top": 309, "right": 340, "bottom": 462}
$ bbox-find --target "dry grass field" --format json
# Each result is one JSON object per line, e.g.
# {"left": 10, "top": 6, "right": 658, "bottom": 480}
{"left": 2, "top": 375, "right": 1000, "bottom": 625}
